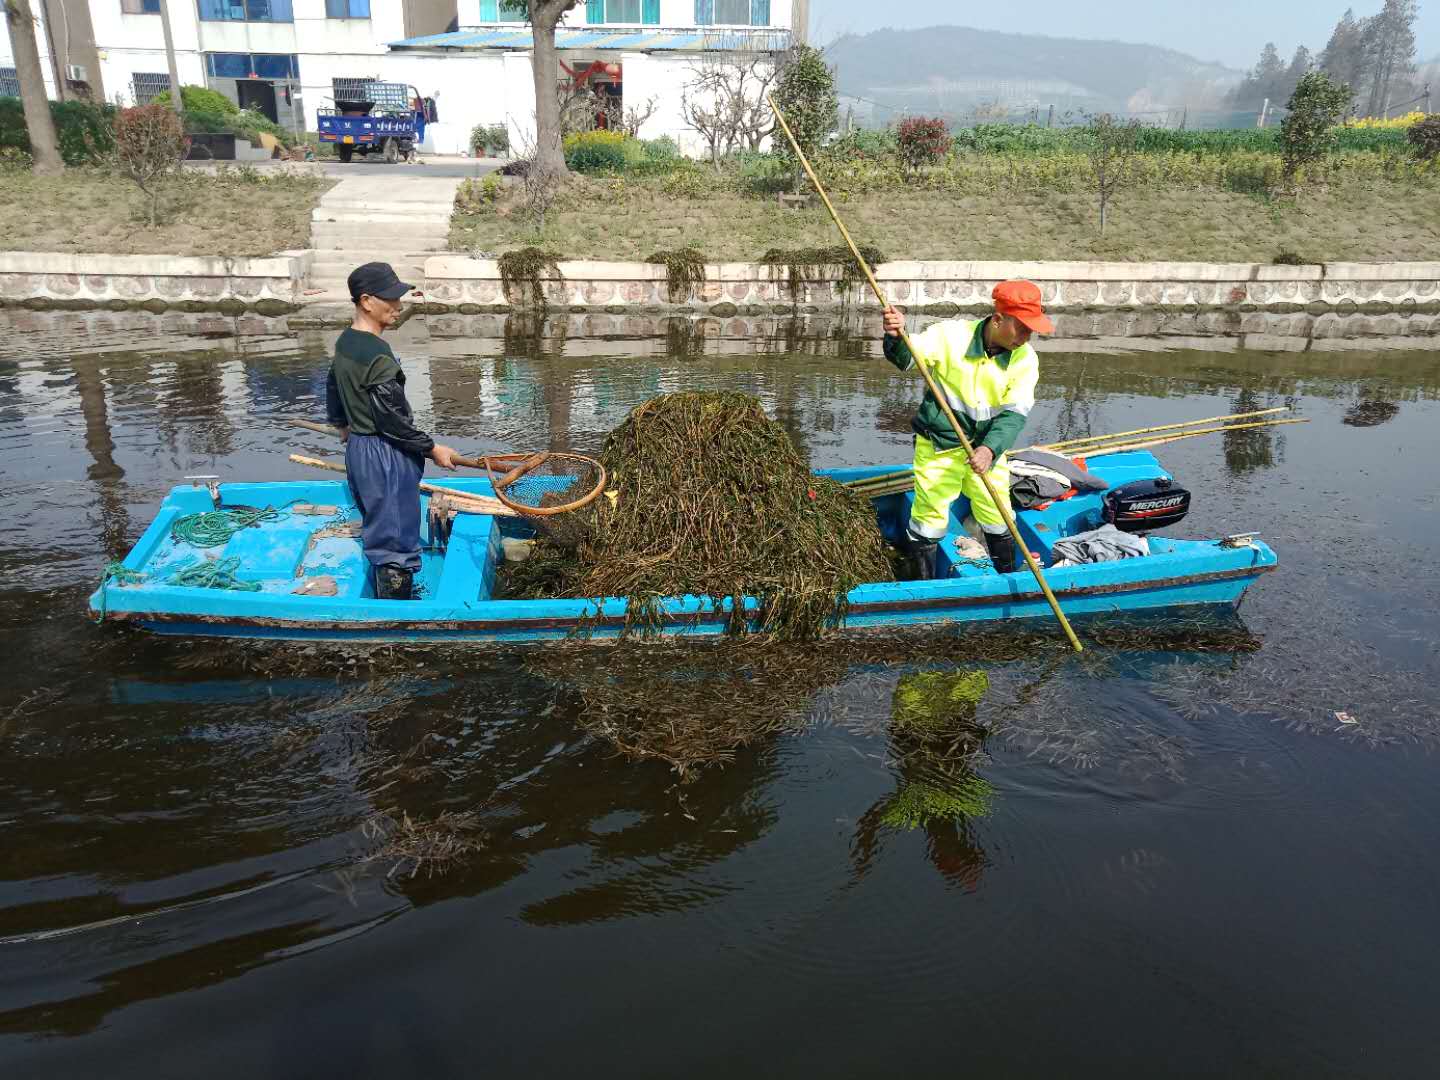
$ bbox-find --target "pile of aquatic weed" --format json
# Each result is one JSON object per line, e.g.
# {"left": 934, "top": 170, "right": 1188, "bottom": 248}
{"left": 498, "top": 247, "right": 562, "bottom": 311}
{"left": 761, "top": 244, "right": 886, "bottom": 301}
{"left": 502, "top": 390, "right": 895, "bottom": 638}
{"left": 646, "top": 247, "right": 707, "bottom": 303}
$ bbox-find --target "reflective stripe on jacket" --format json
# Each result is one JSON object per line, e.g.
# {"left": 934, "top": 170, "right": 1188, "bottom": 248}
{"left": 883, "top": 317, "right": 1040, "bottom": 454}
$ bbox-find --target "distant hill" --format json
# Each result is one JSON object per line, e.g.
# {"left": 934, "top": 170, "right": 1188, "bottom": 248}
{"left": 827, "top": 26, "right": 1242, "bottom": 122}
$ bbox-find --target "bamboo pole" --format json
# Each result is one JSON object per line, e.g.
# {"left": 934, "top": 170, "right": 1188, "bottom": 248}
{"left": 850, "top": 418, "right": 1310, "bottom": 494}
{"left": 288, "top": 455, "right": 518, "bottom": 517}
{"left": 1034, "top": 407, "right": 1292, "bottom": 453}
{"left": 844, "top": 469, "right": 914, "bottom": 491}
{"left": 767, "top": 93, "right": 1083, "bottom": 653}
{"left": 1080, "top": 418, "right": 1310, "bottom": 457}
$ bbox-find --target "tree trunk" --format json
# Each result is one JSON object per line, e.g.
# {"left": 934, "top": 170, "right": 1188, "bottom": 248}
{"left": 6, "top": 0, "right": 64, "bottom": 174}
{"left": 157, "top": 0, "right": 185, "bottom": 121}
{"left": 528, "top": 12, "right": 569, "bottom": 178}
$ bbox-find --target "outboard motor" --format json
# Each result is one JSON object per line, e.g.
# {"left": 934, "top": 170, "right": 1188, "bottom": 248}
{"left": 1103, "top": 476, "right": 1191, "bottom": 533}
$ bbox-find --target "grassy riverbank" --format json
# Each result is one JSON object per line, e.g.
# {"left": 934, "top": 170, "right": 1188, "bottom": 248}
{"left": 453, "top": 175, "right": 1440, "bottom": 264}
{"left": 0, "top": 168, "right": 331, "bottom": 257}
{"left": 451, "top": 129, "right": 1440, "bottom": 263}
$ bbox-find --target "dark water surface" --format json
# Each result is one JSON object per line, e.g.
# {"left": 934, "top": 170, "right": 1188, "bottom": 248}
{"left": 1, "top": 310, "right": 1438, "bottom": 1078}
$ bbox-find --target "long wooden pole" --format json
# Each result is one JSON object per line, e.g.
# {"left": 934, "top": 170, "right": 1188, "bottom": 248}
{"left": 288, "top": 455, "right": 517, "bottom": 517}
{"left": 1035, "top": 407, "right": 1292, "bottom": 452}
{"left": 766, "top": 93, "right": 1083, "bottom": 653}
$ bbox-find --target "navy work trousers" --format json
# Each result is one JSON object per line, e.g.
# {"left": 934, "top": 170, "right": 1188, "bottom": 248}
{"left": 345, "top": 433, "right": 425, "bottom": 572}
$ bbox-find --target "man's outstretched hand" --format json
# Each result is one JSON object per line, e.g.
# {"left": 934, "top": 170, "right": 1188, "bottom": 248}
{"left": 430, "top": 444, "right": 459, "bottom": 470}
{"left": 882, "top": 305, "right": 905, "bottom": 336}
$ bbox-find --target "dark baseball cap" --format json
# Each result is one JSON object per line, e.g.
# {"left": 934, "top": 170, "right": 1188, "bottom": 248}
{"left": 348, "top": 262, "right": 413, "bottom": 303}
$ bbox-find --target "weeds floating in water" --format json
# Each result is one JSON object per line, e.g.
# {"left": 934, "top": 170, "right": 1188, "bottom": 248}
{"left": 498, "top": 247, "right": 563, "bottom": 312}
{"left": 500, "top": 391, "right": 894, "bottom": 640}
{"left": 360, "top": 809, "right": 487, "bottom": 880}
{"left": 646, "top": 248, "right": 707, "bottom": 304}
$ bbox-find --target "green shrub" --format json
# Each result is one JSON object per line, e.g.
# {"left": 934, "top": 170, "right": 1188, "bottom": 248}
{"left": 1281, "top": 72, "right": 1353, "bottom": 180}
{"left": 183, "top": 109, "right": 231, "bottom": 134}
{"left": 230, "top": 107, "right": 291, "bottom": 147}
{"left": 660, "top": 162, "right": 710, "bottom": 199}
{"left": 640, "top": 136, "right": 681, "bottom": 162}
{"left": 151, "top": 84, "right": 238, "bottom": 114}
{"left": 563, "top": 129, "right": 637, "bottom": 173}
{"left": 772, "top": 43, "right": 837, "bottom": 170}
{"left": 827, "top": 128, "right": 898, "bottom": 161}
{"left": 0, "top": 97, "right": 115, "bottom": 165}
{"left": 455, "top": 173, "right": 504, "bottom": 212}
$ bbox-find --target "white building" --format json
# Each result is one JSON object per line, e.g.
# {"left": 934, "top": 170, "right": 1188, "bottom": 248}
{"left": 1, "top": 0, "right": 807, "bottom": 156}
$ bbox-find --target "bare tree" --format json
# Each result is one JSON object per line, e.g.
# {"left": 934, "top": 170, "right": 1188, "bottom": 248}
{"left": 501, "top": 0, "right": 581, "bottom": 178}
{"left": 681, "top": 46, "right": 789, "bottom": 170}
{"left": 5, "top": 0, "right": 64, "bottom": 174}
{"left": 508, "top": 124, "right": 565, "bottom": 233}
{"left": 1084, "top": 113, "right": 1143, "bottom": 233}
{"left": 616, "top": 95, "right": 657, "bottom": 138}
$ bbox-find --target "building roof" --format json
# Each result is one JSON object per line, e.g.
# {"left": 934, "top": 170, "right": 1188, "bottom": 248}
{"left": 389, "top": 27, "right": 791, "bottom": 53}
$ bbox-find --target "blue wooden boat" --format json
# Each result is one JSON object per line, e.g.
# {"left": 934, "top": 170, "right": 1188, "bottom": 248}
{"left": 90, "top": 451, "right": 1276, "bottom": 642}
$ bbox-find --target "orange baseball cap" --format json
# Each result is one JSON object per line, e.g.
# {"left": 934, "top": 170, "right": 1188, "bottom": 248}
{"left": 992, "top": 279, "right": 1055, "bottom": 334}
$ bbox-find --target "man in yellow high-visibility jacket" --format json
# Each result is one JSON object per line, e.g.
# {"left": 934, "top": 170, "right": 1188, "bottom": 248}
{"left": 880, "top": 279, "right": 1052, "bottom": 580}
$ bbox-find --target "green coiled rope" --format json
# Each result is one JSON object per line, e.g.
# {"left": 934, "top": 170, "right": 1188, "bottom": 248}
{"left": 94, "top": 562, "right": 146, "bottom": 624}
{"left": 167, "top": 557, "right": 261, "bottom": 592}
{"left": 170, "top": 502, "right": 300, "bottom": 549}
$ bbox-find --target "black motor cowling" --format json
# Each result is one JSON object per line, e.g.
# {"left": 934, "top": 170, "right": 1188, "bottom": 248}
{"left": 1103, "top": 477, "right": 1191, "bottom": 533}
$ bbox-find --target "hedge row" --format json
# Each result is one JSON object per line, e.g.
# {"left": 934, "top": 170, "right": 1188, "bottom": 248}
{"left": 829, "top": 123, "right": 1410, "bottom": 159}
{"left": 0, "top": 97, "right": 115, "bottom": 165}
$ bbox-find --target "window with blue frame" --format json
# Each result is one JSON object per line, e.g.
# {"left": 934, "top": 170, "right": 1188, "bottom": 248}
{"left": 325, "top": 0, "right": 369, "bottom": 16}
{"left": 205, "top": 53, "right": 300, "bottom": 79}
{"left": 198, "top": 0, "right": 292, "bottom": 21}
{"left": 119, "top": 0, "right": 162, "bottom": 13}
{"left": 478, "top": 0, "right": 528, "bottom": 19}
{"left": 696, "top": 0, "right": 768, "bottom": 24}
{"left": 584, "top": 0, "right": 659, "bottom": 23}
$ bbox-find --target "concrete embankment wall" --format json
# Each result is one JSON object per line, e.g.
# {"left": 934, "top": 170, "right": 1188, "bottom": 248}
{"left": 0, "top": 252, "right": 314, "bottom": 311}
{"left": 422, "top": 258, "right": 1440, "bottom": 315}
{"left": 0, "top": 253, "right": 1436, "bottom": 317}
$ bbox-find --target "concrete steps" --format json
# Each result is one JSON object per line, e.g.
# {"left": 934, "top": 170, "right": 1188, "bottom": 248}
{"left": 310, "top": 225, "right": 452, "bottom": 253}
{"left": 303, "top": 175, "right": 463, "bottom": 295}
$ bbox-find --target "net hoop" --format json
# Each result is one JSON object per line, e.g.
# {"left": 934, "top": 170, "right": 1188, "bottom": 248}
{"left": 483, "top": 451, "right": 607, "bottom": 517}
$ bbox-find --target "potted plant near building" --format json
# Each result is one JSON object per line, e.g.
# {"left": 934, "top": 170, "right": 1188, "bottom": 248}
{"left": 470, "top": 124, "right": 510, "bottom": 159}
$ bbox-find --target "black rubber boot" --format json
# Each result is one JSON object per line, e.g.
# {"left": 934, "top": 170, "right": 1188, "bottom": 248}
{"left": 375, "top": 565, "right": 415, "bottom": 600}
{"left": 900, "top": 538, "right": 939, "bottom": 582}
{"left": 983, "top": 532, "right": 1017, "bottom": 576}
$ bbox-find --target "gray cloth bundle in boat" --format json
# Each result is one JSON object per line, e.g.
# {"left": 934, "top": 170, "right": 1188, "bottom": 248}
{"left": 1009, "top": 448, "right": 1108, "bottom": 509}
{"left": 1051, "top": 523, "right": 1150, "bottom": 566}
{"left": 1011, "top": 448, "right": 1109, "bottom": 489}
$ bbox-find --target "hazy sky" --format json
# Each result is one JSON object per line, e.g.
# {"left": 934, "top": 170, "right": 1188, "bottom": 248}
{"left": 813, "top": 1, "right": 1440, "bottom": 70}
